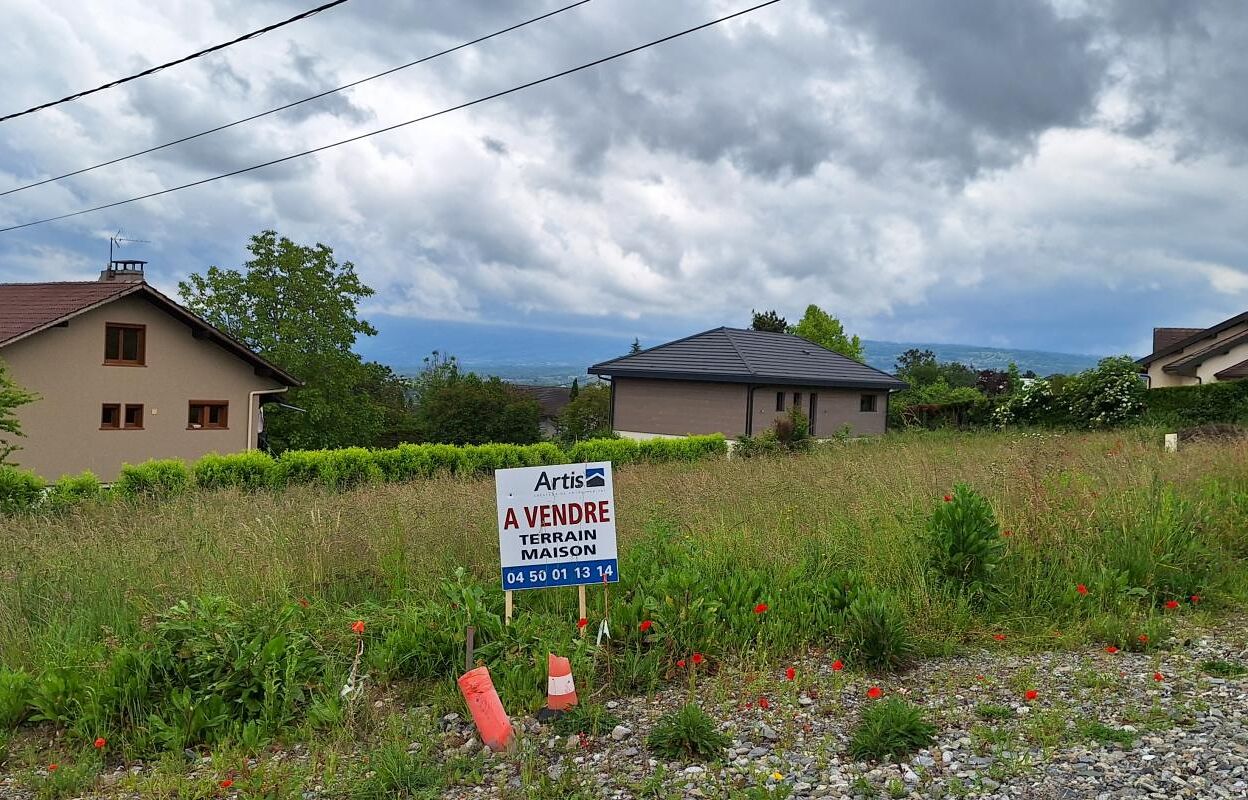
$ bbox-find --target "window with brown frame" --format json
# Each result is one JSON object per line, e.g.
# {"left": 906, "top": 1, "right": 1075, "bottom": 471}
{"left": 124, "top": 404, "right": 144, "bottom": 429}
{"left": 860, "top": 394, "right": 878, "bottom": 413}
{"left": 101, "top": 403, "right": 120, "bottom": 429}
{"left": 774, "top": 391, "right": 784, "bottom": 412}
{"left": 188, "top": 401, "right": 229, "bottom": 430}
{"left": 104, "top": 323, "right": 146, "bottom": 365}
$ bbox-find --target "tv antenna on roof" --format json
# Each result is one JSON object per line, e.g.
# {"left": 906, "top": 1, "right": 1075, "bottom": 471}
{"left": 108, "top": 229, "right": 150, "bottom": 265}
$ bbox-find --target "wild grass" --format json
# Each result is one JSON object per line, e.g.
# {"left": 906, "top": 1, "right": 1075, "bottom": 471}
{"left": 1, "top": 428, "right": 1247, "bottom": 761}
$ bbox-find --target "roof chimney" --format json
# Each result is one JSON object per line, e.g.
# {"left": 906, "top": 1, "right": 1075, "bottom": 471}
{"left": 99, "top": 259, "right": 146, "bottom": 283}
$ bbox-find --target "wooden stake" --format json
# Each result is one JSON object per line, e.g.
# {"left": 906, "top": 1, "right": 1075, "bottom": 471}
{"left": 504, "top": 590, "right": 513, "bottom": 627}
{"left": 465, "top": 626, "right": 475, "bottom": 672}
{"left": 578, "top": 584, "right": 588, "bottom": 637}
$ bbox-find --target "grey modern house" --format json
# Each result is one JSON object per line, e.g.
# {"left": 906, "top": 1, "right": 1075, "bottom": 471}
{"left": 589, "top": 327, "right": 906, "bottom": 439}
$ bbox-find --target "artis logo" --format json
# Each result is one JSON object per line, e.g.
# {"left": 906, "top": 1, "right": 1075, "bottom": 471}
{"left": 533, "top": 467, "right": 606, "bottom": 491}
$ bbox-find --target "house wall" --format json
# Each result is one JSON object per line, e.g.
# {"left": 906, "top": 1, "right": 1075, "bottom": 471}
{"left": 1147, "top": 321, "right": 1248, "bottom": 387}
{"left": 3, "top": 294, "right": 284, "bottom": 481}
{"left": 610, "top": 378, "right": 888, "bottom": 438}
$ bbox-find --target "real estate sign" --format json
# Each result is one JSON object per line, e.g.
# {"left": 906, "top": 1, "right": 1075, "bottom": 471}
{"left": 495, "top": 461, "right": 619, "bottom": 591}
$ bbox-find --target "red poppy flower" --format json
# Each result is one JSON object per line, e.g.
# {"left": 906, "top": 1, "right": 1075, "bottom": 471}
{"left": 867, "top": 686, "right": 883, "bottom": 699}
{"left": 1024, "top": 689, "right": 1038, "bottom": 701}
{"left": 1165, "top": 600, "right": 1179, "bottom": 610}
{"left": 758, "top": 696, "right": 771, "bottom": 709}
{"left": 754, "top": 603, "right": 769, "bottom": 615}
{"left": 220, "top": 779, "right": 234, "bottom": 789}
{"left": 1153, "top": 672, "right": 1164, "bottom": 682}
{"left": 692, "top": 652, "right": 704, "bottom": 665}
{"left": 975, "top": 674, "right": 985, "bottom": 682}
{"left": 677, "top": 659, "right": 686, "bottom": 668}
{"left": 1002, "top": 529, "right": 1013, "bottom": 537}
{"left": 48, "top": 764, "right": 58, "bottom": 772}
{"left": 298, "top": 598, "right": 309, "bottom": 608}
{"left": 577, "top": 618, "right": 588, "bottom": 629}
{"left": 94, "top": 737, "right": 106, "bottom": 749}
{"left": 1190, "top": 595, "right": 1201, "bottom": 604}
{"left": 578, "top": 732, "right": 590, "bottom": 749}
{"left": 785, "top": 666, "right": 796, "bottom": 681}
{"left": 943, "top": 494, "right": 953, "bottom": 502}
{"left": 993, "top": 634, "right": 1006, "bottom": 641}
{"left": 1138, "top": 634, "right": 1149, "bottom": 643}
{"left": 832, "top": 659, "right": 844, "bottom": 671}
{"left": 639, "top": 620, "right": 653, "bottom": 632}
{"left": 1076, "top": 584, "right": 1088, "bottom": 596}
{"left": 1105, "top": 646, "right": 1118, "bottom": 654}
{"left": 351, "top": 620, "right": 365, "bottom": 635}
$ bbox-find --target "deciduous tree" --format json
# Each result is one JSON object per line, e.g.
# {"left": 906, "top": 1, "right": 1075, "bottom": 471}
{"left": 0, "top": 358, "right": 36, "bottom": 465}
{"left": 792, "top": 305, "right": 863, "bottom": 361}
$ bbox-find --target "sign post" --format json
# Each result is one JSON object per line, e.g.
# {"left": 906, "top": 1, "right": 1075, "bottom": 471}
{"left": 496, "top": 461, "right": 620, "bottom": 623}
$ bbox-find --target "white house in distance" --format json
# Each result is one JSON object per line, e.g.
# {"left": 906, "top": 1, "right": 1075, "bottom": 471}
{"left": 1137, "top": 312, "right": 1248, "bottom": 387}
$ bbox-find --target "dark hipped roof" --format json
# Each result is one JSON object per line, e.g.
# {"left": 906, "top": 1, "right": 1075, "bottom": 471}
{"left": 1138, "top": 311, "right": 1248, "bottom": 367}
{"left": 589, "top": 327, "right": 906, "bottom": 390}
{"left": 512, "top": 384, "right": 573, "bottom": 417}
{"left": 0, "top": 281, "right": 301, "bottom": 386}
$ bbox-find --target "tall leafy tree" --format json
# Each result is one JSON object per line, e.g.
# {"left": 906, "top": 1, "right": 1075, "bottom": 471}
{"left": 414, "top": 374, "right": 541, "bottom": 444}
{"left": 178, "top": 230, "right": 411, "bottom": 451}
{"left": 0, "top": 358, "right": 37, "bottom": 465}
{"left": 556, "top": 384, "right": 611, "bottom": 443}
{"left": 792, "top": 304, "right": 864, "bottom": 361}
{"left": 750, "top": 309, "right": 788, "bottom": 333}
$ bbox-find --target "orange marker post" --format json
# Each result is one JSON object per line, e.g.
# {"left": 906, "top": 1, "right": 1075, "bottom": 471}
{"left": 457, "top": 666, "right": 515, "bottom": 752}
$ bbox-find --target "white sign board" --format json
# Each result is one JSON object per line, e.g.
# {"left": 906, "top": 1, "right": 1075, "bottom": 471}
{"left": 495, "top": 461, "right": 619, "bottom": 591}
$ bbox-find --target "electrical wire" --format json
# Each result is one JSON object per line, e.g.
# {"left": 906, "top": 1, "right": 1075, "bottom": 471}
{"left": 0, "top": 0, "right": 783, "bottom": 234}
{"left": 0, "top": 0, "right": 351, "bottom": 124}
{"left": 0, "top": 0, "right": 592, "bottom": 197}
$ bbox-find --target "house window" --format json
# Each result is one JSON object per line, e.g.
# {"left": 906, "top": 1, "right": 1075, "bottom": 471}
{"left": 104, "top": 323, "right": 146, "bottom": 365}
{"left": 124, "top": 404, "right": 144, "bottom": 429}
{"left": 188, "top": 401, "right": 229, "bottom": 430}
{"left": 809, "top": 393, "right": 818, "bottom": 436}
{"left": 775, "top": 391, "right": 784, "bottom": 412}
{"left": 101, "top": 403, "right": 120, "bottom": 429}
{"left": 793, "top": 392, "right": 802, "bottom": 408}
{"left": 860, "top": 394, "right": 878, "bottom": 413}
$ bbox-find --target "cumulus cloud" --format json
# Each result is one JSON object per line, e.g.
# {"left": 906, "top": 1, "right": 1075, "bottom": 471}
{"left": 0, "top": 0, "right": 1246, "bottom": 358}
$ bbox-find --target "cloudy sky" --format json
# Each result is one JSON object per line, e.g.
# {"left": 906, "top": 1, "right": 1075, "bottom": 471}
{"left": 1, "top": 0, "right": 1246, "bottom": 365}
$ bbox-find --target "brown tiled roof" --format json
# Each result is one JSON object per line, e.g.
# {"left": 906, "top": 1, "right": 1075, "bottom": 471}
{"left": 1138, "top": 311, "right": 1248, "bottom": 366}
{"left": 0, "top": 281, "right": 300, "bottom": 386}
{"left": 512, "top": 384, "right": 573, "bottom": 418}
{"left": 0, "top": 281, "right": 138, "bottom": 343}
{"left": 1163, "top": 327, "right": 1248, "bottom": 374}
{"left": 1152, "top": 327, "right": 1205, "bottom": 353}
{"left": 1214, "top": 358, "right": 1248, "bottom": 381}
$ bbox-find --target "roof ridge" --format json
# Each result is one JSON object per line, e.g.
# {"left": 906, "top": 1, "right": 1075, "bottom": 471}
{"left": 721, "top": 328, "right": 755, "bottom": 374}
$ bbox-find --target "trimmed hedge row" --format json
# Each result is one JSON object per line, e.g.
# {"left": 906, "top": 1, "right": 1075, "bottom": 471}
{"left": 0, "top": 435, "right": 728, "bottom": 514}
{"left": 1144, "top": 381, "right": 1248, "bottom": 428}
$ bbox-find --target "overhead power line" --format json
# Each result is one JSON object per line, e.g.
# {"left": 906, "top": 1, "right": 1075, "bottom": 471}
{"left": 0, "top": 0, "right": 592, "bottom": 197}
{"left": 0, "top": 0, "right": 783, "bottom": 234}
{"left": 0, "top": 0, "right": 351, "bottom": 124}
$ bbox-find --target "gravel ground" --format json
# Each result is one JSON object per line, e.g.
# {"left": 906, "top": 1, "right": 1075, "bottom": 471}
{"left": 5, "top": 618, "right": 1247, "bottom": 799}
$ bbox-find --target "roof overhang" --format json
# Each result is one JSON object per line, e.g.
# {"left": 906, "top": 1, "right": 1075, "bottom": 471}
{"left": 590, "top": 366, "right": 906, "bottom": 391}
{"left": 1138, "top": 311, "right": 1248, "bottom": 367}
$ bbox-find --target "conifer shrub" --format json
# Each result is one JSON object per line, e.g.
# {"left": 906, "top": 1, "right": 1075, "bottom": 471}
{"left": 0, "top": 466, "right": 44, "bottom": 514}
{"left": 114, "top": 459, "right": 192, "bottom": 499}
{"left": 848, "top": 697, "right": 936, "bottom": 761}
{"left": 926, "top": 484, "right": 1004, "bottom": 595}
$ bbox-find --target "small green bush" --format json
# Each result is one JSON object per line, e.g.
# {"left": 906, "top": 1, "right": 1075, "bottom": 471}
{"left": 927, "top": 484, "right": 1003, "bottom": 594}
{"left": 566, "top": 438, "right": 640, "bottom": 465}
{"left": 319, "top": 448, "right": 382, "bottom": 489}
{"left": 848, "top": 697, "right": 936, "bottom": 761}
{"left": 0, "top": 668, "right": 32, "bottom": 728}
{"left": 1077, "top": 719, "right": 1137, "bottom": 746}
{"left": 845, "top": 588, "right": 915, "bottom": 672}
{"left": 0, "top": 466, "right": 44, "bottom": 514}
{"left": 193, "top": 452, "right": 277, "bottom": 491}
{"left": 271, "top": 449, "right": 323, "bottom": 487}
{"left": 46, "top": 471, "right": 103, "bottom": 510}
{"left": 1202, "top": 659, "right": 1248, "bottom": 678}
{"left": 114, "top": 459, "right": 192, "bottom": 500}
{"left": 646, "top": 703, "right": 730, "bottom": 761}
{"left": 351, "top": 740, "right": 442, "bottom": 800}
{"left": 552, "top": 702, "right": 621, "bottom": 736}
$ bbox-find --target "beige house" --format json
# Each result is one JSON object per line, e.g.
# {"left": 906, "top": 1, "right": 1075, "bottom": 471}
{"left": 0, "top": 262, "right": 299, "bottom": 480}
{"left": 1137, "top": 313, "right": 1248, "bottom": 387}
{"left": 589, "top": 327, "right": 906, "bottom": 439}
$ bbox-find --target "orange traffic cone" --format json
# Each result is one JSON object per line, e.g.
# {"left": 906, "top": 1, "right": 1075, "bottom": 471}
{"left": 457, "top": 666, "right": 515, "bottom": 752}
{"left": 546, "top": 652, "right": 578, "bottom": 711}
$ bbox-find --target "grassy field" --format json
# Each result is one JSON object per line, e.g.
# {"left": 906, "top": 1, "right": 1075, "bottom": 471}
{"left": 1, "top": 428, "right": 1247, "bottom": 794}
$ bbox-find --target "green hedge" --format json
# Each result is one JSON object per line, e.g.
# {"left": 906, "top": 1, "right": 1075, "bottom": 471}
{"left": 1144, "top": 381, "right": 1248, "bottom": 428}
{"left": 0, "top": 434, "right": 727, "bottom": 515}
